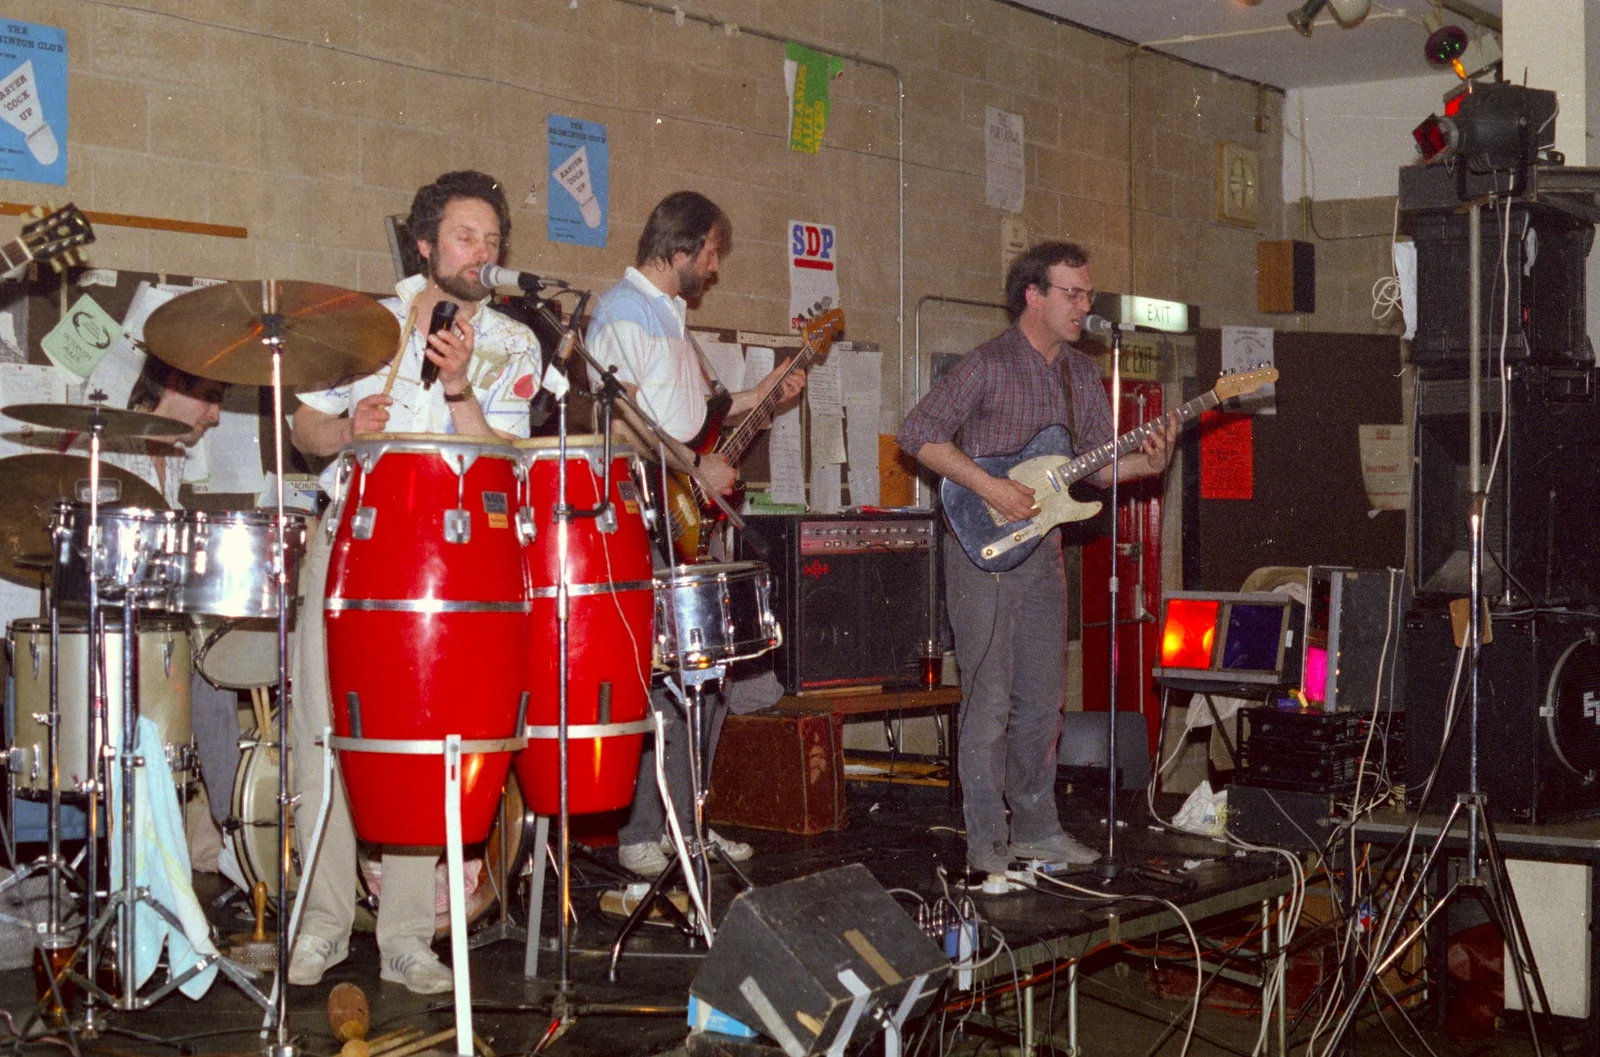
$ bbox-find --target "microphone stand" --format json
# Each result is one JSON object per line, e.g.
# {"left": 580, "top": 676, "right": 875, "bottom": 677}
{"left": 1098, "top": 323, "right": 1125, "bottom": 880}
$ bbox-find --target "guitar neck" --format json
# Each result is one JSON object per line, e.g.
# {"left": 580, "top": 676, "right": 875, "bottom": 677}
{"left": 716, "top": 337, "right": 822, "bottom": 464}
{"left": 1058, "top": 388, "right": 1223, "bottom": 485}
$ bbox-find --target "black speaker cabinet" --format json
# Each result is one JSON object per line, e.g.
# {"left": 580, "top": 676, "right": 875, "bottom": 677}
{"left": 1305, "top": 567, "right": 1410, "bottom": 712}
{"left": 1404, "top": 605, "right": 1600, "bottom": 824}
{"left": 1409, "top": 202, "right": 1593, "bottom": 366}
{"left": 690, "top": 864, "right": 948, "bottom": 1055}
{"left": 1412, "top": 365, "right": 1600, "bottom": 606}
{"left": 738, "top": 514, "right": 934, "bottom": 695}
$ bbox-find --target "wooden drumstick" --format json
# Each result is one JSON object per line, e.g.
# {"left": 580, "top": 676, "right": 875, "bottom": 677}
{"left": 379, "top": 1027, "right": 456, "bottom": 1057}
{"left": 381, "top": 302, "right": 422, "bottom": 398}
{"left": 250, "top": 685, "right": 272, "bottom": 740}
{"left": 364, "top": 1027, "right": 427, "bottom": 1057}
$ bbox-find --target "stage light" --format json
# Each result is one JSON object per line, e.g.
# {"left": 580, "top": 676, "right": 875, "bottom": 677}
{"left": 1411, "top": 81, "right": 1558, "bottom": 172}
{"left": 1288, "top": 0, "right": 1370, "bottom": 36}
{"left": 1424, "top": 24, "right": 1469, "bottom": 67}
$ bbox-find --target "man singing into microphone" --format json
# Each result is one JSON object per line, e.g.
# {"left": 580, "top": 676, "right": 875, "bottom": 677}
{"left": 897, "top": 241, "right": 1175, "bottom": 878}
{"left": 287, "top": 170, "right": 542, "bottom": 993}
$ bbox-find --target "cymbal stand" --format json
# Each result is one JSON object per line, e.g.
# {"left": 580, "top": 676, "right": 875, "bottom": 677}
{"left": 607, "top": 663, "right": 733, "bottom": 982}
{"left": 1317, "top": 202, "right": 1562, "bottom": 1057}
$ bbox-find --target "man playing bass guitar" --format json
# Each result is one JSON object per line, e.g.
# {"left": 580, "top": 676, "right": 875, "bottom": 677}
{"left": 897, "top": 241, "right": 1176, "bottom": 878}
{"left": 587, "top": 190, "right": 805, "bottom": 876}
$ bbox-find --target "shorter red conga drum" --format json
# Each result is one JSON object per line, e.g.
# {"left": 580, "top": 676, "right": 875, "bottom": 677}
{"left": 514, "top": 436, "right": 654, "bottom": 816}
{"left": 324, "top": 434, "right": 529, "bottom": 845}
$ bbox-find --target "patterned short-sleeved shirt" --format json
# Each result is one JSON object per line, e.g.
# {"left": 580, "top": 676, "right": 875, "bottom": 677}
{"left": 298, "top": 274, "right": 543, "bottom": 494}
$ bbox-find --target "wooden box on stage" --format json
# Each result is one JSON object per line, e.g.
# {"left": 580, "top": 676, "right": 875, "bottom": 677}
{"left": 708, "top": 711, "right": 846, "bottom": 834}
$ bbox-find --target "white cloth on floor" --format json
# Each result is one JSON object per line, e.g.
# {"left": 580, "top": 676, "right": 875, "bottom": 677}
{"left": 110, "top": 716, "right": 218, "bottom": 999}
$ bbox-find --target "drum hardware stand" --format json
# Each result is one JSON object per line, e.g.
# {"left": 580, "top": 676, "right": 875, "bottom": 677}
{"left": 606, "top": 663, "right": 744, "bottom": 983}
{"left": 1317, "top": 202, "right": 1562, "bottom": 1057}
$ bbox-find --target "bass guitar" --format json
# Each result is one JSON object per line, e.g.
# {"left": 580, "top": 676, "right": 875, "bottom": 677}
{"left": 942, "top": 366, "right": 1277, "bottom": 572}
{"left": 665, "top": 307, "right": 845, "bottom": 561}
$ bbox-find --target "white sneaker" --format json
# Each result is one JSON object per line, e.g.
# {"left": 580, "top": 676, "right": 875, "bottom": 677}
{"left": 707, "top": 829, "right": 753, "bottom": 863}
{"left": 380, "top": 949, "right": 453, "bottom": 995}
{"left": 619, "top": 840, "right": 669, "bottom": 877}
{"left": 287, "top": 934, "right": 347, "bottom": 986}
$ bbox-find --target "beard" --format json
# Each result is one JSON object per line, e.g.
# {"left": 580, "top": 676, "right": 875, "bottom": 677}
{"left": 675, "top": 259, "right": 710, "bottom": 300}
{"left": 431, "top": 257, "right": 490, "bottom": 302}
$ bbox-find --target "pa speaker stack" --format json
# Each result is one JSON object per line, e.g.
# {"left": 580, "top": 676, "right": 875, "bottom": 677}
{"left": 1401, "top": 166, "right": 1600, "bottom": 821}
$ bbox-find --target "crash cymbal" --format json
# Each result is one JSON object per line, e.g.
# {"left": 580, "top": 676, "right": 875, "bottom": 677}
{"left": 2, "top": 403, "right": 190, "bottom": 438}
{"left": 142, "top": 280, "right": 400, "bottom": 387}
{"left": 0, "top": 454, "right": 167, "bottom": 584}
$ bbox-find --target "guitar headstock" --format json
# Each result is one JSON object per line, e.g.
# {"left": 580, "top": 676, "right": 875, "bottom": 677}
{"left": 1214, "top": 364, "right": 1278, "bottom": 401}
{"left": 799, "top": 307, "right": 845, "bottom": 349}
{"left": 21, "top": 202, "right": 94, "bottom": 273}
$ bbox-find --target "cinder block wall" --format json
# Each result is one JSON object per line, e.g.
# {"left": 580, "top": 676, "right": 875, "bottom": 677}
{"left": 7, "top": 0, "right": 1394, "bottom": 423}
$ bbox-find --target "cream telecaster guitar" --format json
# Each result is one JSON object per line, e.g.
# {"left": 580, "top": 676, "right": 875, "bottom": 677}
{"left": 941, "top": 366, "right": 1277, "bottom": 572}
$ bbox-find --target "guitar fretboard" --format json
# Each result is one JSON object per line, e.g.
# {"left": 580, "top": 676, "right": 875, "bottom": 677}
{"left": 1055, "top": 388, "right": 1223, "bottom": 486}
{"left": 0, "top": 239, "right": 32, "bottom": 274}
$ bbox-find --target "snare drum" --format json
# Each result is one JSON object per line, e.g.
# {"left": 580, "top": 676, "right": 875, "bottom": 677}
{"left": 193, "top": 618, "right": 283, "bottom": 690}
{"left": 8, "top": 617, "right": 194, "bottom": 795}
{"left": 50, "top": 502, "right": 180, "bottom": 609}
{"left": 166, "top": 511, "right": 308, "bottom": 618}
{"left": 513, "top": 436, "right": 654, "bottom": 817}
{"left": 324, "top": 434, "right": 527, "bottom": 845}
{"left": 653, "top": 561, "right": 782, "bottom": 670}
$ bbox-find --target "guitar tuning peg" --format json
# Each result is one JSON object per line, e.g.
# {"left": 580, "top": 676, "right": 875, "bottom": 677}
{"left": 28, "top": 204, "right": 43, "bottom": 218}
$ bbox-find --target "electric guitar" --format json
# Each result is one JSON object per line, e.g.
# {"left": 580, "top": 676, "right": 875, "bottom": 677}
{"left": 665, "top": 307, "right": 845, "bottom": 561}
{"left": 1, "top": 203, "right": 94, "bottom": 280}
{"left": 942, "top": 366, "right": 1277, "bottom": 572}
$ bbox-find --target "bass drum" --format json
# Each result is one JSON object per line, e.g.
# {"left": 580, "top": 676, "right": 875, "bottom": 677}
{"left": 230, "top": 735, "right": 499, "bottom": 935}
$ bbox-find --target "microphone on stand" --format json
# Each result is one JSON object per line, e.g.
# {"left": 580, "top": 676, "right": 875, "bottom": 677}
{"left": 1081, "top": 314, "right": 1117, "bottom": 338}
{"left": 419, "top": 300, "right": 458, "bottom": 389}
{"left": 480, "top": 263, "right": 571, "bottom": 293}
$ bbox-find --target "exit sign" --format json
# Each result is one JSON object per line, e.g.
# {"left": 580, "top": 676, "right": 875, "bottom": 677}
{"left": 1120, "top": 295, "right": 1189, "bottom": 333}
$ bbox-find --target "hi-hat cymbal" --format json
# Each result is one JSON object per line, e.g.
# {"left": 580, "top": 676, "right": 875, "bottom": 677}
{"left": 2, "top": 403, "right": 190, "bottom": 438}
{"left": 143, "top": 280, "right": 400, "bottom": 387}
{"left": 0, "top": 454, "right": 167, "bottom": 584}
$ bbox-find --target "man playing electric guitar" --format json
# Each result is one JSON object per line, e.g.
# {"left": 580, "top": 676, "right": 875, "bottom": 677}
{"left": 587, "top": 190, "right": 805, "bottom": 876}
{"left": 897, "top": 241, "right": 1176, "bottom": 878}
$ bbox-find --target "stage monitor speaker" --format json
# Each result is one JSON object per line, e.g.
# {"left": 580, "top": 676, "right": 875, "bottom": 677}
{"left": 1304, "top": 567, "right": 1410, "bottom": 711}
{"left": 690, "top": 864, "right": 949, "bottom": 1057}
{"left": 1412, "top": 365, "right": 1600, "bottom": 606}
{"left": 739, "top": 514, "right": 935, "bottom": 695}
{"left": 1404, "top": 605, "right": 1600, "bottom": 824}
{"left": 1408, "top": 202, "right": 1593, "bottom": 366}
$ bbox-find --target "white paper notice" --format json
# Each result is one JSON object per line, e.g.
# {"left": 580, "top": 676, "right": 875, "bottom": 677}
{"left": 1358, "top": 425, "right": 1408, "bottom": 512}
{"left": 189, "top": 387, "right": 265, "bottom": 495}
{"left": 806, "top": 361, "right": 842, "bottom": 416}
{"left": 839, "top": 349, "right": 882, "bottom": 507}
{"left": 1220, "top": 325, "right": 1276, "bottom": 415}
{"left": 695, "top": 335, "right": 746, "bottom": 392}
{"left": 768, "top": 405, "right": 805, "bottom": 506}
{"left": 985, "top": 106, "right": 1025, "bottom": 213}
{"left": 0, "top": 362, "right": 67, "bottom": 457}
{"left": 88, "top": 281, "right": 186, "bottom": 409}
{"left": 810, "top": 460, "right": 842, "bottom": 514}
{"left": 787, "top": 220, "right": 840, "bottom": 330}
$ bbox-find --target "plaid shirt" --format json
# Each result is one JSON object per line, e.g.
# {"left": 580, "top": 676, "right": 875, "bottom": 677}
{"left": 898, "top": 325, "right": 1115, "bottom": 461}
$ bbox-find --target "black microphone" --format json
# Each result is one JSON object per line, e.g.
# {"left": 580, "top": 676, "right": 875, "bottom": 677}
{"left": 1081, "top": 314, "right": 1116, "bottom": 338}
{"left": 480, "top": 263, "right": 570, "bottom": 293}
{"left": 420, "top": 300, "right": 458, "bottom": 389}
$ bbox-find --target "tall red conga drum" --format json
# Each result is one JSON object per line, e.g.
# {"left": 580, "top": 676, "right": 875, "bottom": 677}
{"left": 514, "top": 436, "right": 653, "bottom": 816}
{"left": 324, "top": 434, "right": 528, "bottom": 844}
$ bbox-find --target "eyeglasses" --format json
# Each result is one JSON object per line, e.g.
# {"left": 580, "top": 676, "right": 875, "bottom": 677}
{"left": 1042, "top": 284, "right": 1094, "bottom": 306}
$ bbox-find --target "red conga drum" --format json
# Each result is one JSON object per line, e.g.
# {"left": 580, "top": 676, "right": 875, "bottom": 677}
{"left": 514, "top": 436, "right": 654, "bottom": 816}
{"left": 324, "top": 434, "right": 528, "bottom": 845}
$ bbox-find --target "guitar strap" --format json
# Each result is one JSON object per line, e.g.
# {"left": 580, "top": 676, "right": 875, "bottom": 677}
{"left": 685, "top": 329, "right": 731, "bottom": 400}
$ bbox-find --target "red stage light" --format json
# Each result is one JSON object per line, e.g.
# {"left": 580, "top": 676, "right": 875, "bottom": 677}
{"left": 1160, "top": 598, "right": 1219, "bottom": 670}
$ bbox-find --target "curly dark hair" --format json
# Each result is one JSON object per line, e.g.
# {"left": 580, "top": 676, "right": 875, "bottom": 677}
{"left": 406, "top": 170, "right": 512, "bottom": 250}
{"left": 1003, "top": 240, "right": 1089, "bottom": 322}
{"left": 635, "top": 191, "right": 732, "bottom": 268}
{"left": 127, "top": 355, "right": 224, "bottom": 412}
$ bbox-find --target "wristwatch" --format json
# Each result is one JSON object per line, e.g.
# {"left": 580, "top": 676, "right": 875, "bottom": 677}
{"left": 443, "top": 389, "right": 474, "bottom": 404}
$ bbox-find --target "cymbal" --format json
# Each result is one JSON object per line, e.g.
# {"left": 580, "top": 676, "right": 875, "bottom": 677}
{"left": 0, "top": 454, "right": 167, "bottom": 583}
{"left": 142, "top": 280, "right": 400, "bottom": 387}
{"left": 3, "top": 403, "right": 190, "bottom": 438}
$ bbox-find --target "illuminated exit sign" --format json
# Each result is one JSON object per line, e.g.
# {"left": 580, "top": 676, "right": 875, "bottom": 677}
{"left": 1120, "top": 295, "right": 1189, "bottom": 333}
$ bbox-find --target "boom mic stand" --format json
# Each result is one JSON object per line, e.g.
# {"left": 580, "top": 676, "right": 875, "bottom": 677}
{"left": 1318, "top": 201, "right": 1562, "bottom": 1057}
{"left": 1098, "top": 322, "right": 1125, "bottom": 879}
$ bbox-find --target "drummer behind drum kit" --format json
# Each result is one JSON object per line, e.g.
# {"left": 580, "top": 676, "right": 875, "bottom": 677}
{"left": 0, "top": 267, "right": 789, "bottom": 1048}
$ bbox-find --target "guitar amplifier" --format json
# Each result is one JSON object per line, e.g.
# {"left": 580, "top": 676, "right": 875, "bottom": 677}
{"left": 738, "top": 513, "right": 936, "bottom": 694}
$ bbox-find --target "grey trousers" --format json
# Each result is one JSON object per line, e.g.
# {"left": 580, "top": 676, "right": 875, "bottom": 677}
{"left": 944, "top": 534, "right": 1069, "bottom": 868}
{"left": 290, "top": 514, "right": 436, "bottom": 957}
{"left": 190, "top": 672, "right": 240, "bottom": 826}
{"left": 617, "top": 683, "right": 728, "bottom": 846}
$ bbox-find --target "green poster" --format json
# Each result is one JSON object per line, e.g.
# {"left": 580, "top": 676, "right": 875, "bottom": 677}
{"left": 786, "top": 42, "right": 843, "bottom": 154}
{"left": 41, "top": 293, "right": 119, "bottom": 381}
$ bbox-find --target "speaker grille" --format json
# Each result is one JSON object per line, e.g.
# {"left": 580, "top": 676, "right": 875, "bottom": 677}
{"left": 1547, "top": 629, "right": 1600, "bottom": 780}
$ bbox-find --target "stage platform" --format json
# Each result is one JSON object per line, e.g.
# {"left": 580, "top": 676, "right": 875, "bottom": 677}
{"left": 0, "top": 781, "right": 1298, "bottom": 1056}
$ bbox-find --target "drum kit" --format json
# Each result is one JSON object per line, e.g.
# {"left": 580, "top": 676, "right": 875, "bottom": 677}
{"left": 0, "top": 273, "right": 785, "bottom": 1052}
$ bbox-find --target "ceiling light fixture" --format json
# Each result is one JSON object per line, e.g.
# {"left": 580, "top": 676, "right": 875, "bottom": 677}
{"left": 1288, "top": 0, "right": 1372, "bottom": 37}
